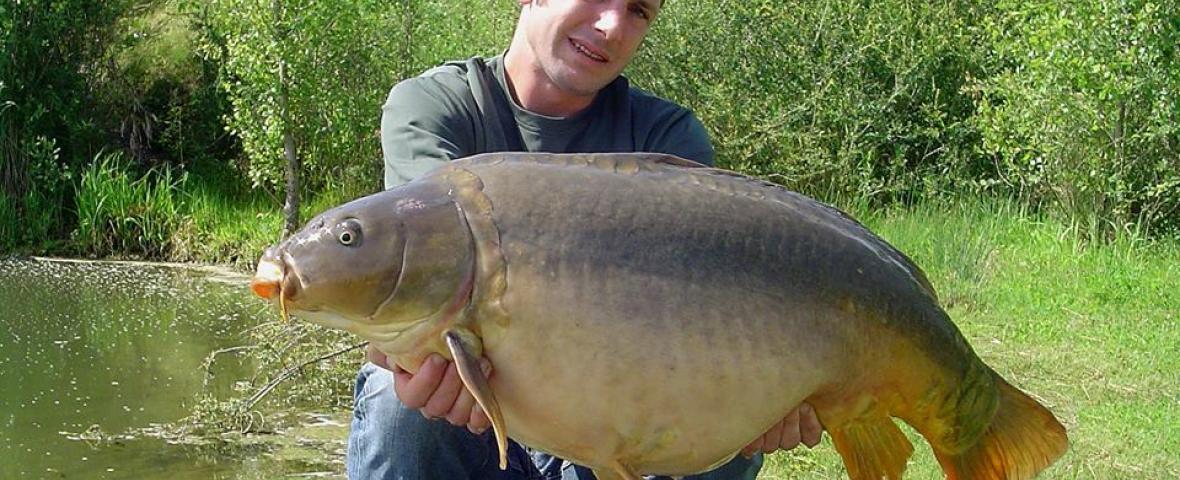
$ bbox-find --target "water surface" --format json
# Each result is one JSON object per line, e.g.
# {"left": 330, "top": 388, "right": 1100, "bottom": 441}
{"left": 0, "top": 257, "right": 342, "bottom": 479}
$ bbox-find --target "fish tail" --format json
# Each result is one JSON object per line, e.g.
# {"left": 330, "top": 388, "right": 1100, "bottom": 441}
{"left": 932, "top": 375, "right": 1068, "bottom": 480}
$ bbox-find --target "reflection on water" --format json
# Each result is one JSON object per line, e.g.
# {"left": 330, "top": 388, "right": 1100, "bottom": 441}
{"left": 0, "top": 257, "right": 340, "bottom": 479}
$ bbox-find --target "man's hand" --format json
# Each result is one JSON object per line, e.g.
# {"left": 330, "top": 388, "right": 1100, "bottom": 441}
{"left": 741, "top": 402, "right": 823, "bottom": 458}
{"left": 367, "top": 344, "right": 493, "bottom": 434}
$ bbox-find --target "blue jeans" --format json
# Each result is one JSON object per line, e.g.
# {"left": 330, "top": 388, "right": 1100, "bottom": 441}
{"left": 346, "top": 362, "right": 762, "bottom": 480}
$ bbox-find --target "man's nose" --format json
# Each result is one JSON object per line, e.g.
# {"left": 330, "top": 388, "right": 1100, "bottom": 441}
{"left": 593, "top": 4, "right": 622, "bottom": 37}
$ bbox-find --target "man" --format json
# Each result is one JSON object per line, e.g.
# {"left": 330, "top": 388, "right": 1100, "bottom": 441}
{"left": 348, "top": 1, "right": 823, "bottom": 478}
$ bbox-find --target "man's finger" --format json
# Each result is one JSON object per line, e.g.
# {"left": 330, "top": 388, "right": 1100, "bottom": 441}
{"left": 393, "top": 354, "right": 447, "bottom": 409}
{"left": 421, "top": 362, "right": 464, "bottom": 418}
{"left": 777, "top": 407, "right": 802, "bottom": 451}
{"left": 761, "top": 415, "right": 787, "bottom": 453}
{"left": 468, "top": 403, "right": 491, "bottom": 434}
{"left": 741, "top": 435, "right": 763, "bottom": 458}
{"left": 445, "top": 386, "right": 477, "bottom": 426}
{"left": 799, "top": 402, "right": 824, "bottom": 448}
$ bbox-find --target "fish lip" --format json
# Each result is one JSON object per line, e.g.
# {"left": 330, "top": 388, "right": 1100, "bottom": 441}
{"left": 251, "top": 248, "right": 285, "bottom": 299}
{"left": 278, "top": 249, "right": 305, "bottom": 305}
{"left": 250, "top": 247, "right": 309, "bottom": 309}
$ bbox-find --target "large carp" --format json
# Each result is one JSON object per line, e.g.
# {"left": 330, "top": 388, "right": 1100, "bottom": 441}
{"left": 251, "top": 153, "right": 1067, "bottom": 479}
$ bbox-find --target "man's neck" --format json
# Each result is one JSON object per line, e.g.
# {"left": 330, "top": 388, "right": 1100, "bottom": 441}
{"left": 503, "top": 46, "right": 598, "bottom": 118}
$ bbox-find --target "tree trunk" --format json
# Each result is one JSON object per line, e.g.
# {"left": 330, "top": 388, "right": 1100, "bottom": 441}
{"left": 275, "top": 0, "right": 300, "bottom": 238}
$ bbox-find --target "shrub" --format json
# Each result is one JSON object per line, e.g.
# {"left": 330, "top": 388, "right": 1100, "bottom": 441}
{"left": 91, "top": 0, "right": 235, "bottom": 169}
{"left": 189, "top": 0, "right": 517, "bottom": 199}
{"left": 633, "top": 0, "right": 994, "bottom": 204}
{"left": 974, "top": 0, "right": 1180, "bottom": 239}
{"left": 1, "top": 0, "right": 132, "bottom": 249}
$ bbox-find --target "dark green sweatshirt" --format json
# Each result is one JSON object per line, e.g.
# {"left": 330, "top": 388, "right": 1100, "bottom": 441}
{"left": 381, "top": 55, "right": 714, "bottom": 189}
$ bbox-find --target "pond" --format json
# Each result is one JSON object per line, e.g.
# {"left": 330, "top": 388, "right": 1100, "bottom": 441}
{"left": 0, "top": 257, "right": 345, "bottom": 479}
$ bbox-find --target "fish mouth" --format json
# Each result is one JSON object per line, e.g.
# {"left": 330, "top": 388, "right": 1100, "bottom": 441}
{"left": 250, "top": 247, "right": 304, "bottom": 320}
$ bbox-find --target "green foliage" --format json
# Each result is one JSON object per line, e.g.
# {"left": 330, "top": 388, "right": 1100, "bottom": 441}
{"left": 634, "top": 0, "right": 994, "bottom": 205}
{"left": 6, "top": 0, "right": 1180, "bottom": 258}
{"left": 402, "top": 0, "right": 518, "bottom": 69}
{"left": 4, "top": 136, "right": 73, "bottom": 249}
{"left": 74, "top": 151, "right": 187, "bottom": 257}
{"left": 0, "top": 192, "right": 15, "bottom": 252}
{"left": 192, "top": 0, "right": 384, "bottom": 194}
{"left": 188, "top": 0, "right": 516, "bottom": 197}
{"left": 91, "top": 0, "right": 235, "bottom": 168}
{"left": 1, "top": 0, "right": 132, "bottom": 249}
{"left": 974, "top": 0, "right": 1180, "bottom": 240}
{"left": 1, "top": 0, "right": 229, "bottom": 254}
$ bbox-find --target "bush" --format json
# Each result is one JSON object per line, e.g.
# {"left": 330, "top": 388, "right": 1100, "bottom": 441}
{"left": 91, "top": 0, "right": 235, "bottom": 169}
{"left": 1, "top": 0, "right": 132, "bottom": 249}
{"left": 633, "top": 0, "right": 994, "bottom": 204}
{"left": 189, "top": 0, "right": 517, "bottom": 198}
{"left": 974, "top": 0, "right": 1180, "bottom": 239}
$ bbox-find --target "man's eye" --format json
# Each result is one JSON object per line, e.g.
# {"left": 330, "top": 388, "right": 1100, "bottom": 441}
{"left": 631, "top": 6, "right": 650, "bottom": 20}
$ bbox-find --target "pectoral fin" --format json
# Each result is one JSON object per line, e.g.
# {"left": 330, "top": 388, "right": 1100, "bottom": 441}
{"left": 826, "top": 398, "right": 914, "bottom": 480}
{"left": 591, "top": 461, "right": 642, "bottom": 480}
{"left": 443, "top": 329, "right": 508, "bottom": 470}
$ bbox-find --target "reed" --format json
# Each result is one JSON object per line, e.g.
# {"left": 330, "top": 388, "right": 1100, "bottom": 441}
{"left": 74, "top": 152, "right": 185, "bottom": 257}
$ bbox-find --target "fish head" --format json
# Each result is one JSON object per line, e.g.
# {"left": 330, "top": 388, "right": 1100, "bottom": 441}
{"left": 250, "top": 181, "right": 475, "bottom": 338}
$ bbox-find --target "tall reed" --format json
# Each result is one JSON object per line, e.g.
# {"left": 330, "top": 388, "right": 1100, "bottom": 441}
{"left": 74, "top": 152, "right": 186, "bottom": 257}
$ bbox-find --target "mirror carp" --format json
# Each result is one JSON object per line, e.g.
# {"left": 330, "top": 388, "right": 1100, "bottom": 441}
{"left": 251, "top": 153, "right": 1067, "bottom": 479}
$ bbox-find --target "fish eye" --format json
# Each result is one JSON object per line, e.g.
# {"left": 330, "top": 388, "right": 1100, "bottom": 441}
{"left": 336, "top": 219, "right": 362, "bottom": 246}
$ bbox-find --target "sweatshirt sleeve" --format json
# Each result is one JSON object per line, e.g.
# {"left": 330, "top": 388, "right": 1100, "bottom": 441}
{"left": 381, "top": 75, "right": 476, "bottom": 189}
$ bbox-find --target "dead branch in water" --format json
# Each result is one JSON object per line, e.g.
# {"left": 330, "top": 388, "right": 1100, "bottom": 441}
{"left": 240, "top": 341, "right": 368, "bottom": 412}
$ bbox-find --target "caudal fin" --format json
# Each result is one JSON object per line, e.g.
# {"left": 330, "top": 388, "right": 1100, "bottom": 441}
{"left": 934, "top": 376, "right": 1068, "bottom": 479}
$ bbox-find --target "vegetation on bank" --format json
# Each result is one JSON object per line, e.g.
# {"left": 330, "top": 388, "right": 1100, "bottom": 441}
{"left": 2, "top": 0, "right": 1178, "bottom": 260}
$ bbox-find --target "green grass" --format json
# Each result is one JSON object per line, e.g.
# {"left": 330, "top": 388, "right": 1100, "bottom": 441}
{"left": 170, "top": 162, "right": 377, "bottom": 268}
{"left": 74, "top": 152, "right": 185, "bottom": 258}
{"left": 759, "top": 198, "right": 1180, "bottom": 479}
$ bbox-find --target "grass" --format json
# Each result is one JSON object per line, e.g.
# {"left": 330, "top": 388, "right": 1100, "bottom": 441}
{"left": 74, "top": 152, "right": 186, "bottom": 258}
{"left": 68, "top": 154, "right": 379, "bottom": 268}
{"left": 178, "top": 163, "right": 378, "bottom": 267}
{"left": 759, "top": 197, "right": 1180, "bottom": 479}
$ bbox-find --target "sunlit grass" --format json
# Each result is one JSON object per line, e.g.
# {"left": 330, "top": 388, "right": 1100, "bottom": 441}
{"left": 74, "top": 152, "right": 185, "bottom": 258}
{"left": 171, "top": 164, "right": 377, "bottom": 268}
{"left": 760, "top": 198, "right": 1180, "bottom": 479}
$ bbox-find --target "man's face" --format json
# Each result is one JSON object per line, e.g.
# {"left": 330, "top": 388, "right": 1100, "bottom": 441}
{"left": 517, "top": 0, "right": 660, "bottom": 97}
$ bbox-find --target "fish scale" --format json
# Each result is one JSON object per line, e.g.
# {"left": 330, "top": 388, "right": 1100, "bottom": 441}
{"left": 252, "top": 152, "right": 1067, "bottom": 479}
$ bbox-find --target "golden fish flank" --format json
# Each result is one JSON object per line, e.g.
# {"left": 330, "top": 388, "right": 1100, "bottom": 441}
{"left": 252, "top": 152, "right": 1068, "bottom": 480}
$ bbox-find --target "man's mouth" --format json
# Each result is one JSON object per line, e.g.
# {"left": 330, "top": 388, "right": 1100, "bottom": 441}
{"left": 570, "top": 38, "right": 608, "bottom": 62}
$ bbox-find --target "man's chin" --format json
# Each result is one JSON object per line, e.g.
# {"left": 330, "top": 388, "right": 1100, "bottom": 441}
{"left": 552, "top": 68, "right": 617, "bottom": 97}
